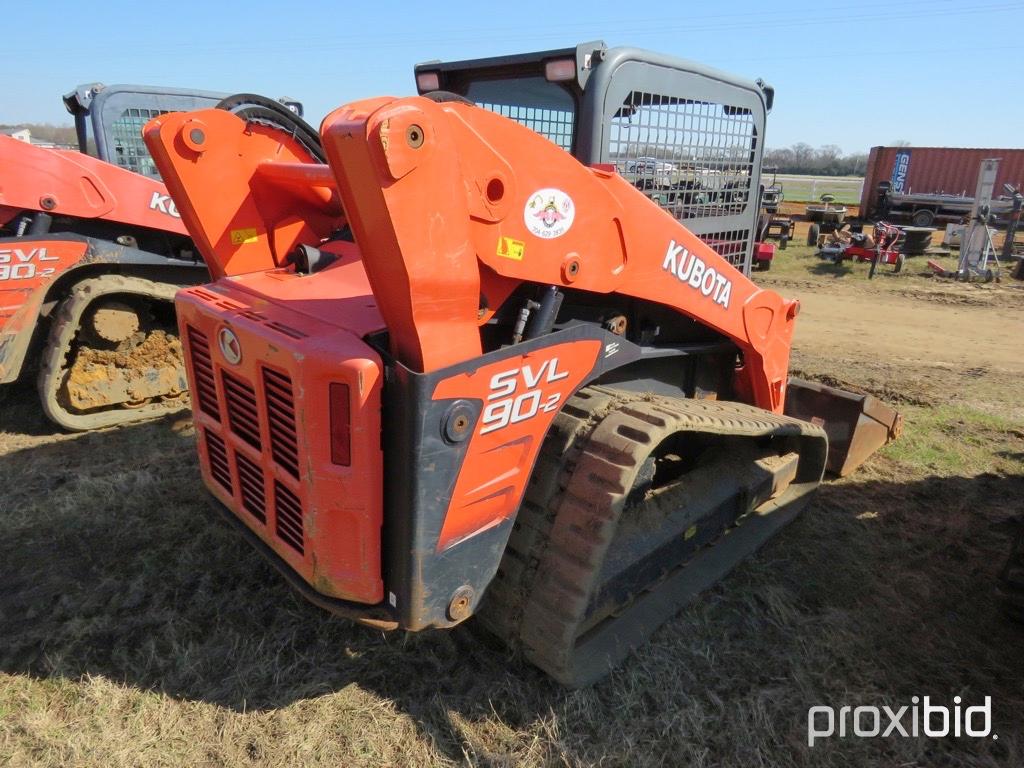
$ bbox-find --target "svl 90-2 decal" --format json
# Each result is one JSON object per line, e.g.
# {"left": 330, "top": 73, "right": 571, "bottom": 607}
{"left": 481, "top": 358, "right": 569, "bottom": 434}
{"left": 432, "top": 340, "right": 602, "bottom": 550}
{"left": 0, "top": 247, "right": 59, "bottom": 281}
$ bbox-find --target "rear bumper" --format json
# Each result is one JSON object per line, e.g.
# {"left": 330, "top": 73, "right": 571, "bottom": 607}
{"left": 208, "top": 494, "right": 397, "bottom": 630}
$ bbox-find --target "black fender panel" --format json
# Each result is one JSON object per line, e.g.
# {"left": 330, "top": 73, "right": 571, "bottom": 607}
{"left": 380, "top": 324, "right": 734, "bottom": 630}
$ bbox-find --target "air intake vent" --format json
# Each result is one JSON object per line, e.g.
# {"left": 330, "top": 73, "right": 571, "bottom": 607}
{"left": 262, "top": 368, "right": 299, "bottom": 479}
{"left": 235, "top": 450, "right": 266, "bottom": 523}
{"left": 222, "top": 371, "right": 261, "bottom": 449}
{"left": 204, "top": 429, "right": 232, "bottom": 493}
{"left": 187, "top": 327, "right": 219, "bottom": 420}
{"left": 274, "top": 481, "right": 304, "bottom": 554}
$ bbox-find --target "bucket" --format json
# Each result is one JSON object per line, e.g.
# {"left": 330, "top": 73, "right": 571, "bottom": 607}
{"left": 784, "top": 377, "right": 902, "bottom": 477}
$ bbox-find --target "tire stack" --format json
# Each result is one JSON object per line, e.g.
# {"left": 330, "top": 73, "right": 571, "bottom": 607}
{"left": 900, "top": 227, "right": 935, "bottom": 256}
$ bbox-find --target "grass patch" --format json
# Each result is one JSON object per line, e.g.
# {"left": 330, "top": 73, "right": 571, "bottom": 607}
{"left": 883, "top": 404, "right": 1024, "bottom": 476}
{"left": 774, "top": 175, "right": 863, "bottom": 205}
{"left": 2, "top": 265, "right": 1024, "bottom": 766}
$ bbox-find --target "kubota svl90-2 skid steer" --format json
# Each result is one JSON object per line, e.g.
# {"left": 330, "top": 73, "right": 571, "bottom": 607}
{"left": 144, "top": 43, "right": 900, "bottom": 685}
{"left": 0, "top": 84, "right": 310, "bottom": 429}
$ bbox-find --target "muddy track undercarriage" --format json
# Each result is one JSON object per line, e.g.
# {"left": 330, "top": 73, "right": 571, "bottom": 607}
{"left": 38, "top": 275, "right": 189, "bottom": 430}
{"left": 477, "top": 385, "right": 828, "bottom": 686}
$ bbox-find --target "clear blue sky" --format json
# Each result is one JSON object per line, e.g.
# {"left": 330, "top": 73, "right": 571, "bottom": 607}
{"left": 3, "top": 0, "right": 1022, "bottom": 153}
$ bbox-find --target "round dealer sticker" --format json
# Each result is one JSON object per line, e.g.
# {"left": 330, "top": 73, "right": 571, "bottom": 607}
{"left": 524, "top": 188, "right": 575, "bottom": 239}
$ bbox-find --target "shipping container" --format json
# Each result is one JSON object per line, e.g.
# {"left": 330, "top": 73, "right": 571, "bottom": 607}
{"left": 860, "top": 146, "right": 1024, "bottom": 222}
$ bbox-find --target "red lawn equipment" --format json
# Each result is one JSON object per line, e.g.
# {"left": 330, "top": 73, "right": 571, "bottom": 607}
{"left": 818, "top": 221, "right": 905, "bottom": 278}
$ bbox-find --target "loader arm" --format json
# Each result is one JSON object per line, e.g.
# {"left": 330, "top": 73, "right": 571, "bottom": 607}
{"left": 143, "top": 112, "right": 340, "bottom": 280}
{"left": 0, "top": 135, "right": 188, "bottom": 234}
{"left": 145, "top": 98, "right": 797, "bottom": 413}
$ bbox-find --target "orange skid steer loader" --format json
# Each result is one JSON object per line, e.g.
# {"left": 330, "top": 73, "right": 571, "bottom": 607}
{"left": 145, "top": 43, "right": 900, "bottom": 685}
{"left": 0, "top": 84, "right": 312, "bottom": 429}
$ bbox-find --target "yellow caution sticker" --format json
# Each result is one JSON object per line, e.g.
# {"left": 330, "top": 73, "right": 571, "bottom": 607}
{"left": 230, "top": 227, "right": 259, "bottom": 245}
{"left": 497, "top": 236, "right": 525, "bottom": 261}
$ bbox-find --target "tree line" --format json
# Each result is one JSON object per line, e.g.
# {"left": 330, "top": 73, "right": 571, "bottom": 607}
{"left": 0, "top": 123, "right": 78, "bottom": 146}
{"left": 614, "top": 141, "right": 874, "bottom": 177}
{"left": 763, "top": 143, "right": 868, "bottom": 177}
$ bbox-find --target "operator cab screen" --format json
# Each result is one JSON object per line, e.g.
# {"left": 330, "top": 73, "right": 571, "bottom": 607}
{"left": 463, "top": 75, "right": 576, "bottom": 152}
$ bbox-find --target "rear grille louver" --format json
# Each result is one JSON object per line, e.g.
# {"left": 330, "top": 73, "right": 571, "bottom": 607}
{"left": 204, "top": 429, "right": 232, "bottom": 492}
{"left": 188, "top": 313, "right": 308, "bottom": 560}
{"left": 262, "top": 368, "right": 300, "bottom": 479}
{"left": 187, "top": 327, "right": 220, "bottom": 421}
{"left": 274, "top": 481, "right": 304, "bottom": 553}
{"left": 235, "top": 451, "right": 266, "bottom": 523}
{"left": 222, "top": 371, "right": 261, "bottom": 449}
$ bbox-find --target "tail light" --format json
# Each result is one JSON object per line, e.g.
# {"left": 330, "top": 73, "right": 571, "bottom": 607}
{"left": 329, "top": 383, "right": 351, "bottom": 466}
{"left": 544, "top": 58, "right": 576, "bottom": 82}
{"left": 416, "top": 71, "right": 440, "bottom": 93}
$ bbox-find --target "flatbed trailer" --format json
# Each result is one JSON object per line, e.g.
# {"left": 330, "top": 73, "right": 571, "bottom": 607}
{"left": 879, "top": 189, "right": 1014, "bottom": 228}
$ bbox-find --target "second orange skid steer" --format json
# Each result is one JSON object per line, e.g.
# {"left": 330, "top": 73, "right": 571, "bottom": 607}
{"left": 0, "top": 84, "right": 315, "bottom": 429}
{"left": 145, "top": 44, "right": 899, "bottom": 685}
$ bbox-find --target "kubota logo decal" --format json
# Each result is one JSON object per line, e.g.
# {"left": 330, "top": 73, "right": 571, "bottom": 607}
{"left": 480, "top": 358, "right": 569, "bottom": 435}
{"left": 149, "top": 191, "right": 181, "bottom": 218}
{"left": 0, "top": 247, "right": 59, "bottom": 281}
{"left": 661, "top": 239, "right": 733, "bottom": 308}
{"left": 217, "top": 327, "right": 242, "bottom": 365}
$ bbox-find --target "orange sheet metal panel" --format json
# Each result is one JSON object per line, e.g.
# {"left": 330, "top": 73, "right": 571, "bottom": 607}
{"left": 176, "top": 275, "right": 386, "bottom": 605}
{"left": 860, "top": 146, "right": 1024, "bottom": 215}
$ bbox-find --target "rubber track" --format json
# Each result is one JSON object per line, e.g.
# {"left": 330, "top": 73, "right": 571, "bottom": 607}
{"left": 476, "top": 387, "right": 627, "bottom": 644}
{"left": 37, "top": 275, "right": 188, "bottom": 431}
{"left": 478, "top": 385, "right": 827, "bottom": 687}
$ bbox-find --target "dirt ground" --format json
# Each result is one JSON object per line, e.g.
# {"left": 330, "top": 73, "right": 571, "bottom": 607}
{"left": 1, "top": 244, "right": 1023, "bottom": 767}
